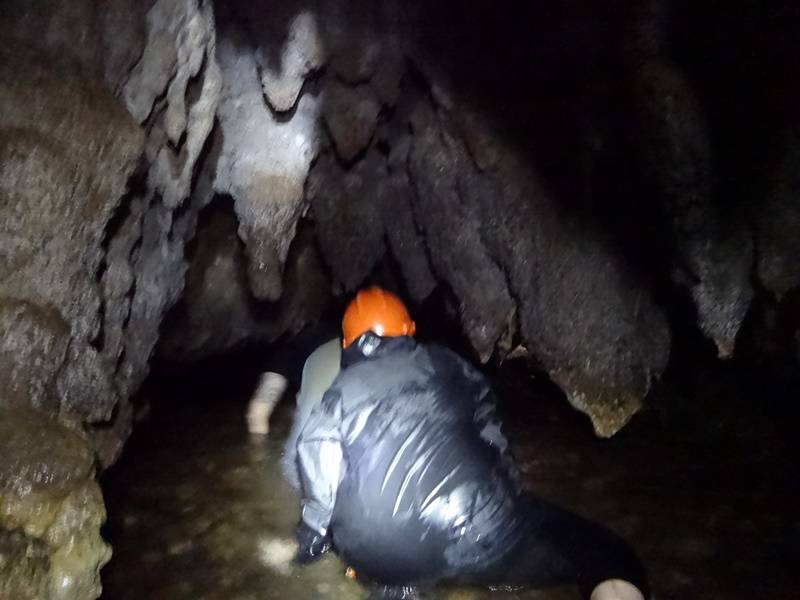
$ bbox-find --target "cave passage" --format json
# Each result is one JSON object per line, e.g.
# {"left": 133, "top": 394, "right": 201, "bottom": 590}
{"left": 3, "top": 1, "right": 800, "bottom": 598}
{"left": 100, "top": 337, "right": 798, "bottom": 599}
{"left": 100, "top": 345, "right": 362, "bottom": 599}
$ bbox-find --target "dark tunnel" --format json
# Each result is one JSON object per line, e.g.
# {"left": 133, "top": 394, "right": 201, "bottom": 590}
{"left": 0, "top": 1, "right": 799, "bottom": 599}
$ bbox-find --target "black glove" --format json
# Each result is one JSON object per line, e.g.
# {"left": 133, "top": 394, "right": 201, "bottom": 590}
{"left": 294, "top": 521, "right": 332, "bottom": 565}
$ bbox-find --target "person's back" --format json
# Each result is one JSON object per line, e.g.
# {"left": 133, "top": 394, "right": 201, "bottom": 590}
{"left": 293, "top": 287, "right": 648, "bottom": 599}
{"left": 323, "top": 335, "right": 526, "bottom": 583}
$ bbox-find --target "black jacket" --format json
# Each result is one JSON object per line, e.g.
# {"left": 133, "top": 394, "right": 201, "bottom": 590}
{"left": 295, "top": 333, "right": 527, "bottom": 584}
{"left": 295, "top": 333, "right": 650, "bottom": 595}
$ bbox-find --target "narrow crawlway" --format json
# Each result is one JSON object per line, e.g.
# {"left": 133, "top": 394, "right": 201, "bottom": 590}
{"left": 100, "top": 349, "right": 798, "bottom": 600}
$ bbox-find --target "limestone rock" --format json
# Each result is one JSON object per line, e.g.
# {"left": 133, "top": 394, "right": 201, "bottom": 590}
{"left": 370, "top": 41, "right": 405, "bottom": 108}
{"left": 56, "top": 343, "right": 119, "bottom": 424}
{"left": 324, "top": 82, "right": 381, "bottom": 164}
{"left": 0, "top": 408, "right": 109, "bottom": 600}
{"left": 159, "top": 203, "right": 257, "bottom": 359}
{"left": 686, "top": 230, "right": 754, "bottom": 359}
{"left": 118, "top": 198, "right": 191, "bottom": 397}
{"left": 89, "top": 397, "right": 135, "bottom": 469}
{"left": 408, "top": 104, "right": 516, "bottom": 361}
{"left": 407, "top": 94, "right": 671, "bottom": 433}
{"left": 259, "top": 11, "right": 325, "bottom": 112}
{"left": 757, "top": 129, "right": 800, "bottom": 300}
{"left": 0, "top": 298, "right": 70, "bottom": 413}
{"left": 376, "top": 170, "right": 437, "bottom": 303}
{"left": 215, "top": 35, "right": 322, "bottom": 301}
{"left": 0, "top": 48, "right": 143, "bottom": 336}
{"left": 0, "top": 41, "right": 144, "bottom": 430}
{"left": 124, "top": 0, "right": 222, "bottom": 209}
{"left": 1, "top": 0, "right": 222, "bottom": 466}
{"left": 101, "top": 0, "right": 158, "bottom": 94}
{"left": 325, "top": 0, "right": 383, "bottom": 84}
{"left": 274, "top": 221, "right": 332, "bottom": 336}
{"left": 0, "top": 530, "right": 50, "bottom": 600}
{"left": 124, "top": 0, "right": 190, "bottom": 124}
{"left": 635, "top": 60, "right": 753, "bottom": 358}
{"left": 99, "top": 196, "right": 147, "bottom": 369}
{"left": 109, "top": 0, "right": 221, "bottom": 397}
{"left": 308, "top": 151, "right": 387, "bottom": 293}
{"left": 158, "top": 206, "right": 331, "bottom": 361}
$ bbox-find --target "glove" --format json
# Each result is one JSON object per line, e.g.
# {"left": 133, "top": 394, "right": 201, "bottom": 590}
{"left": 294, "top": 521, "right": 332, "bottom": 565}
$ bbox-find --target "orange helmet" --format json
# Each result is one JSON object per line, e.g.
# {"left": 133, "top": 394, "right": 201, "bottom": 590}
{"left": 342, "top": 287, "right": 416, "bottom": 348}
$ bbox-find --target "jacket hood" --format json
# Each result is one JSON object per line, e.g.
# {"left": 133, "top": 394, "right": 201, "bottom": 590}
{"left": 341, "top": 331, "right": 417, "bottom": 368}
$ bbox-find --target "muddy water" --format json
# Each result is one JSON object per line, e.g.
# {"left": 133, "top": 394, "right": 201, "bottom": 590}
{"left": 101, "top": 394, "right": 366, "bottom": 600}
{"left": 101, "top": 354, "right": 798, "bottom": 599}
{"left": 100, "top": 357, "right": 573, "bottom": 600}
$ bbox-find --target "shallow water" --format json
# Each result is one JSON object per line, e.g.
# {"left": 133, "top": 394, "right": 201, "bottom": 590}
{"left": 101, "top": 355, "right": 799, "bottom": 599}
{"left": 100, "top": 367, "right": 574, "bottom": 600}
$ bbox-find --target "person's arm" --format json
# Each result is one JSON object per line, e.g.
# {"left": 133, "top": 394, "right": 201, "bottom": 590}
{"left": 436, "top": 347, "right": 519, "bottom": 480}
{"left": 469, "top": 369, "right": 521, "bottom": 485}
{"left": 294, "top": 387, "right": 345, "bottom": 561}
{"left": 246, "top": 371, "right": 288, "bottom": 434}
{"left": 473, "top": 384, "right": 509, "bottom": 454}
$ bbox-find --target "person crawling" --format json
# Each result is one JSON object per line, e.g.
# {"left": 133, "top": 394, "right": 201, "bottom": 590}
{"left": 284, "top": 287, "right": 648, "bottom": 600}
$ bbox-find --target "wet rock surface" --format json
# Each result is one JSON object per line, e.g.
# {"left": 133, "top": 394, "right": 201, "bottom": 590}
{"left": 213, "top": 29, "right": 322, "bottom": 302}
{"left": 632, "top": 59, "right": 754, "bottom": 360}
{"left": 101, "top": 353, "right": 798, "bottom": 599}
{"left": 0, "top": 0, "right": 222, "bottom": 456}
{"left": 756, "top": 129, "right": 800, "bottom": 302}
{"left": 0, "top": 2, "right": 222, "bottom": 592}
{"left": 0, "top": 41, "right": 143, "bottom": 411}
{"left": 0, "top": 408, "right": 109, "bottom": 600}
{"left": 13, "top": 0, "right": 787, "bottom": 439}
{"left": 200, "top": 0, "right": 685, "bottom": 434}
{"left": 157, "top": 202, "right": 331, "bottom": 361}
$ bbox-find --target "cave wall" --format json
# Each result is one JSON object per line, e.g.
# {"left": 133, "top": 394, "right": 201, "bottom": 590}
{"left": 2, "top": 0, "right": 799, "bottom": 448}
{"left": 190, "top": 0, "right": 799, "bottom": 436}
{"left": 157, "top": 203, "right": 331, "bottom": 361}
{"left": 0, "top": 1, "right": 220, "bottom": 596}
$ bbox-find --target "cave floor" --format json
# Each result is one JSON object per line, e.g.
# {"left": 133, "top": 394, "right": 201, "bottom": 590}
{"left": 101, "top": 354, "right": 799, "bottom": 600}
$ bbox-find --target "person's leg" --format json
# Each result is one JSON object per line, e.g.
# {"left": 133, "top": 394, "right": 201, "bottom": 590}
{"left": 246, "top": 371, "right": 288, "bottom": 435}
{"left": 477, "top": 498, "right": 648, "bottom": 598}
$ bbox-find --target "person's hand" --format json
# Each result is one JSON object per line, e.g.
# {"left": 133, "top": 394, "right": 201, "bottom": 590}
{"left": 294, "top": 521, "right": 332, "bottom": 565}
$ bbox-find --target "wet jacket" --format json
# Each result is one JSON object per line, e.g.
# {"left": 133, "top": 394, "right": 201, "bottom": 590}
{"left": 295, "top": 333, "right": 527, "bottom": 584}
